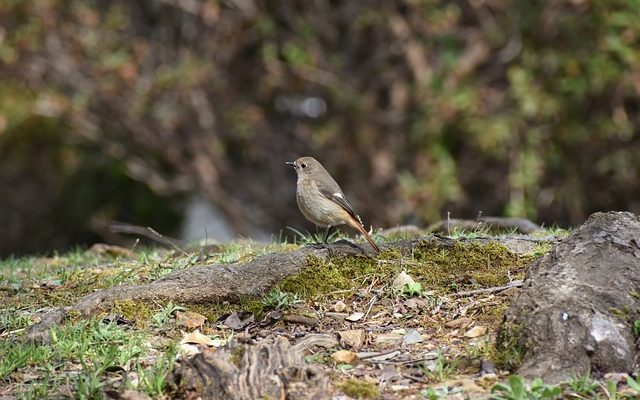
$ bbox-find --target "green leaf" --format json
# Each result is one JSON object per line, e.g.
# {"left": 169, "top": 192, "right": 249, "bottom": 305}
{"left": 627, "top": 375, "right": 640, "bottom": 393}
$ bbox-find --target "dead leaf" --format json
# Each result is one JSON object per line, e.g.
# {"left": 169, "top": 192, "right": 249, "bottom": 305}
{"left": 180, "top": 330, "right": 223, "bottom": 347}
{"left": 403, "top": 329, "right": 424, "bottom": 345}
{"left": 333, "top": 300, "right": 347, "bottom": 312}
{"left": 445, "top": 317, "right": 472, "bottom": 329}
{"left": 175, "top": 311, "right": 207, "bottom": 330}
{"left": 339, "top": 330, "right": 366, "bottom": 349}
{"left": 392, "top": 271, "right": 415, "bottom": 290}
{"left": 345, "top": 312, "right": 365, "bottom": 322}
{"left": 222, "top": 312, "right": 254, "bottom": 330}
{"left": 331, "top": 350, "right": 358, "bottom": 365}
{"left": 373, "top": 331, "right": 404, "bottom": 346}
{"left": 404, "top": 298, "right": 425, "bottom": 309}
{"left": 464, "top": 325, "right": 487, "bottom": 338}
{"left": 180, "top": 343, "right": 200, "bottom": 357}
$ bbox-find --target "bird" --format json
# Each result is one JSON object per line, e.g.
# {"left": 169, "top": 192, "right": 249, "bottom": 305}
{"left": 286, "top": 156, "right": 380, "bottom": 253}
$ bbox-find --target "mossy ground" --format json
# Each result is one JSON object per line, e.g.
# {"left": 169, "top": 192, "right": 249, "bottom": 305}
{"left": 2, "top": 231, "right": 626, "bottom": 399}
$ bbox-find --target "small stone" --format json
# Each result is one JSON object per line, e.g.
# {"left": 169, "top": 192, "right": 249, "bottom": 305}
{"left": 403, "top": 329, "right": 424, "bottom": 345}
{"left": 480, "top": 359, "right": 496, "bottom": 376}
{"left": 464, "top": 325, "right": 488, "bottom": 338}
{"left": 331, "top": 350, "right": 358, "bottom": 365}
{"left": 334, "top": 301, "right": 347, "bottom": 312}
{"left": 339, "top": 330, "right": 366, "bottom": 349}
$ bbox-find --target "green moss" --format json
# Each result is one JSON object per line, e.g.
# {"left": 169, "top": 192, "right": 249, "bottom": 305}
{"left": 66, "top": 309, "right": 83, "bottom": 324}
{"left": 531, "top": 242, "right": 554, "bottom": 256}
{"left": 377, "top": 248, "right": 403, "bottom": 260}
{"left": 494, "top": 322, "right": 526, "bottom": 370}
{"left": 277, "top": 255, "right": 397, "bottom": 299}
{"left": 610, "top": 306, "right": 631, "bottom": 321}
{"left": 113, "top": 300, "right": 152, "bottom": 326}
{"left": 339, "top": 379, "right": 381, "bottom": 399}
{"left": 410, "top": 241, "right": 533, "bottom": 293}
{"left": 275, "top": 241, "right": 535, "bottom": 300}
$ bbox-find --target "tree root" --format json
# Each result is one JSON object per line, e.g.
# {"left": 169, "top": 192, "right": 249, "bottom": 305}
{"left": 25, "top": 235, "right": 554, "bottom": 342}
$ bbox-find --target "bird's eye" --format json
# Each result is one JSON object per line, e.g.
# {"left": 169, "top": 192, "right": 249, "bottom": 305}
{"left": 301, "top": 163, "right": 307, "bottom": 168}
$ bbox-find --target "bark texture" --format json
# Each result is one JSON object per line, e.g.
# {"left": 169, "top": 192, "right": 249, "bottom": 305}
{"left": 497, "top": 211, "right": 640, "bottom": 382}
{"left": 169, "top": 337, "right": 329, "bottom": 399}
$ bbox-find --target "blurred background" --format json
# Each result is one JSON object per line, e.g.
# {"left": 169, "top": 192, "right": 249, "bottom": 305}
{"left": 1, "top": 0, "right": 639, "bottom": 256}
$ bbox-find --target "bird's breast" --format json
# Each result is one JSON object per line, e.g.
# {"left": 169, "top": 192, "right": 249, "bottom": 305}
{"left": 296, "top": 180, "right": 349, "bottom": 227}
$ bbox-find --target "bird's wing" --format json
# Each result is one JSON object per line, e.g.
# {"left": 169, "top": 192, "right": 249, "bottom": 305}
{"left": 317, "top": 185, "right": 362, "bottom": 224}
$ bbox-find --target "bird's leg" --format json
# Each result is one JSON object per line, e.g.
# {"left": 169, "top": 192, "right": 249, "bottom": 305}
{"left": 323, "top": 225, "right": 334, "bottom": 244}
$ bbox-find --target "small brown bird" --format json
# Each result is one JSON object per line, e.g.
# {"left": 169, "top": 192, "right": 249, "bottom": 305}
{"left": 286, "top": 156, "right": 380, "bottom": 253}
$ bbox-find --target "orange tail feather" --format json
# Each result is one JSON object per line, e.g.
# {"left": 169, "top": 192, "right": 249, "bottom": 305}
{"left": 349, "top": 218, "right": 380, "bottom": 253}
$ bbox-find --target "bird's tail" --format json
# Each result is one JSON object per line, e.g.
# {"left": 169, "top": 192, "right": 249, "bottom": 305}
{"left": 349, "top": 218, "right": 380, "bottom": 254}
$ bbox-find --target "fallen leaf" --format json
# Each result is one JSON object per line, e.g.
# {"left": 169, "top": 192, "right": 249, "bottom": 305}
{"left": 445, "top": 317, "right": 472, "bottom": 329}
{"left": 392, "top": 271, "right": 416, "bottom": 290}
{"left": 403, "top": 329, "right": 424, "bottom": 345}
{"left": 222, "top": 312, "right": 254, "bottom": 330}
{"left": 464, "top": 325, "right": 487, "bottom": 338}
{"left": 404, "top": 298, "right": 423, "bottom": 309}
{"left": 373, "top": 332, "right": 404, "bottom": 345}
{"left": 175, "top": 311, "right": 207, "bottom": 330}
{"left": 339, "top": 330, "right": 366, "bottom": 349}
{"left": 345, "top": 312, "right": 365, "bottom": 322}
{"left": 331, "top": 350, "right": 358, "bottom": 365}
{"left": 333, "top": 300, "right": 347, "bottom": 312}
{"left": 179, "top": 343, "right": 200, "bottom": 357}
{"left": 180, "top": 330, "right": 221, "bottom": 347}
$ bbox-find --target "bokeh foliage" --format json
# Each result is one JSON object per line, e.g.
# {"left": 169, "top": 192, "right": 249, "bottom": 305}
{"left": 1, "top": 0, "right": 639, "bottom": 254}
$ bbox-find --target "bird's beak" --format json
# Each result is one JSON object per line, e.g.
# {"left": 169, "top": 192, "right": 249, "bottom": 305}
{"left": 285, "top": 161, "right": 296, "bottom": 168}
